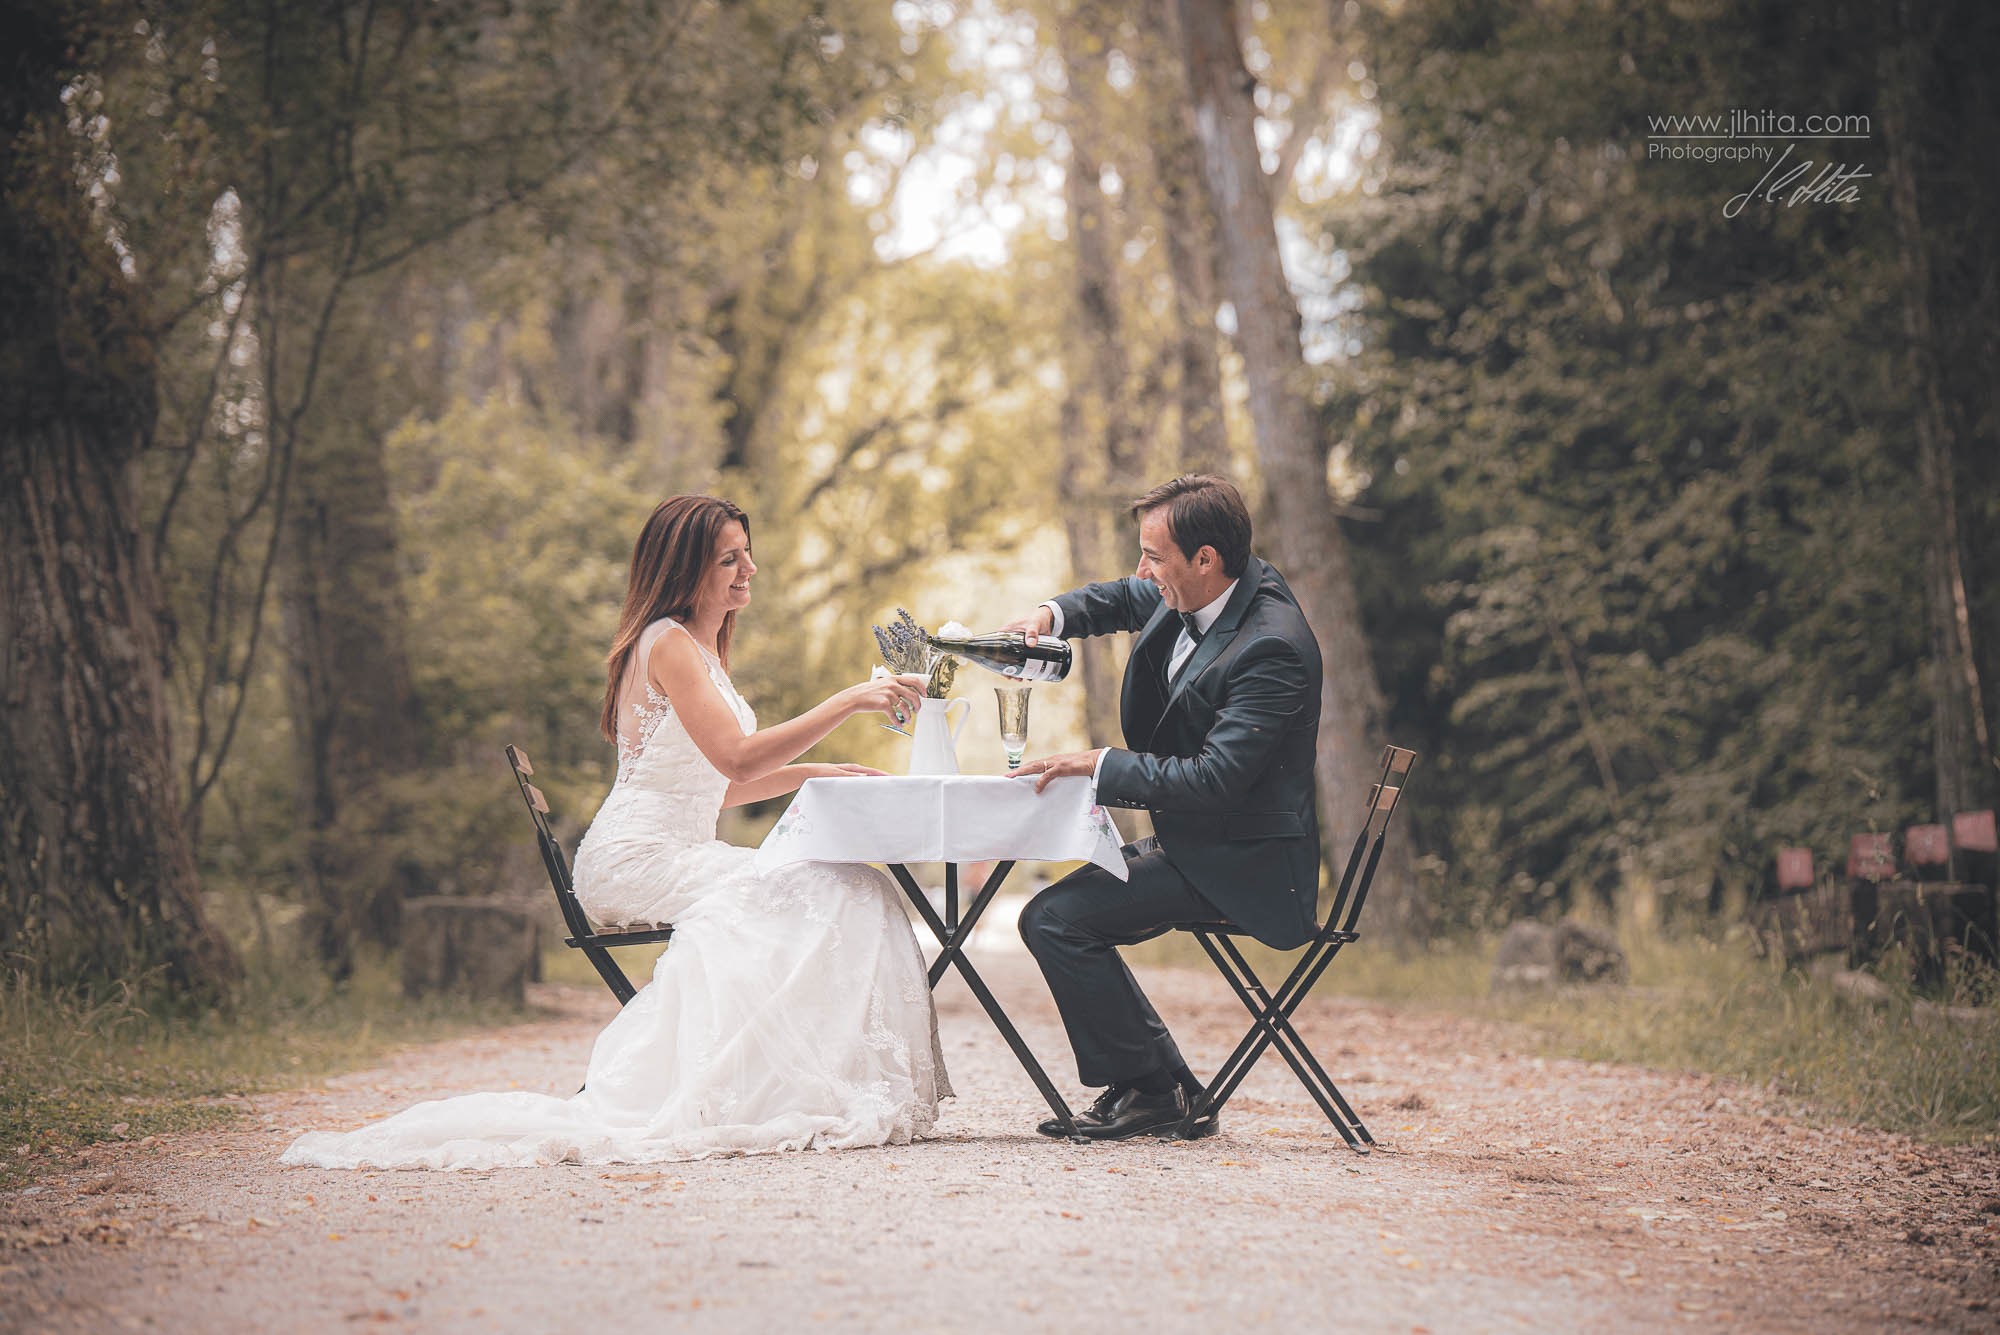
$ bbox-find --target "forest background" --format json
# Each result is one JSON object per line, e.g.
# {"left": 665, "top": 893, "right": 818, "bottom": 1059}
{"left": 3, "top": 0, "right": 1997, "bottom": 1073}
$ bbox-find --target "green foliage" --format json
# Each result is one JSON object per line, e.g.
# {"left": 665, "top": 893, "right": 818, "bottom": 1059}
{"left": 729, "top": 248, "right": 1067, "bottom": 732}
{"left": 122, "top": 0, "right": 963, "bottom": 922}
{"left": 1319, "top": 0, "right": 1956, "bottom": 926}
{"left": 385, "top": 399, "right": 653, "bottom": 883}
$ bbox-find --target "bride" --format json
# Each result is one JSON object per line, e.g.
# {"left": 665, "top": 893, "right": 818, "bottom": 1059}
{"left": 283, "top": 495, "right": 947, "bottom": 1169}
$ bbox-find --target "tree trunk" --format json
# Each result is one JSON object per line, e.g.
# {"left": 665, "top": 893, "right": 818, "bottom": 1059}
{"left": 1058, "top": 0, "right": 1142, "bottom": 754}
{"left": 279, "top": 290, "right": 431, "bottom": 973}
{"left": 1175, "top": 0, "right": 1417, "bottom": 936}
{"left": 552, "top": 275, "right": 652, "bottom": 445}
{"left": 1143, "top": 10, "right": 1230, "bottom": 474}
{"left": 1881, "top": 13, "right": 1994, "bottom": 822}
{"left": 1059, "top": 0, "right": 1147, "bottom": 488}
{"left": 0, "top": 7, "right": 238, "bottom": 995}
{"left": 1059, "top": 369, "right": 1122, "bottom": 751}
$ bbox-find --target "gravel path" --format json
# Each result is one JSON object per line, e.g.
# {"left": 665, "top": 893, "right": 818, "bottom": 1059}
{"left": 4, "top": 944, "right": 1997, "bottom": 1333}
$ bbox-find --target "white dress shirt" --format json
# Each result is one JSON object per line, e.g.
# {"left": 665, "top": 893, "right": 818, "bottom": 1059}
{"left": 1041, "top": 579, "right": 1238, "bottom": 790}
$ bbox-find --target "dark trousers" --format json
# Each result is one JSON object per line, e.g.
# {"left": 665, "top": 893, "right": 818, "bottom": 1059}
{"left": 1018, "top": 838, "right": 1220, "bottom": 1088}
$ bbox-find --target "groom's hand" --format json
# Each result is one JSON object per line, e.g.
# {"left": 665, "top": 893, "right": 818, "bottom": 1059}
{"left": 996, "top": 605, "right": 1054, "bottom": 646}
{"left": 1009, "top": 748, "right": 1104, "bottom": 793}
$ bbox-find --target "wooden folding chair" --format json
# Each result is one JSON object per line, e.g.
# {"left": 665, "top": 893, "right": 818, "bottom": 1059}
{"left": 1171, "top": 744, "right": 1417, "bottom": 1151}
{"left": 504, "top": 745, "right": 672, "bottom": 1004}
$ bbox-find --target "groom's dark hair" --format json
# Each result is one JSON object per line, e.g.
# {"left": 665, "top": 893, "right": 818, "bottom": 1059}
{"left": 1131, "top": 474, "right": 1252, "bottom": 577}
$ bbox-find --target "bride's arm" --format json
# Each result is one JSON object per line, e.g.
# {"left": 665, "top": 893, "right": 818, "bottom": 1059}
{"left": 648, "top": 631, "right": 923, "bottom": 784}
{"left": 722, "top": 766, "right": 816, "bottom": 808}
{"left": 720, "top": 762, "right": 883, "bottom": 809}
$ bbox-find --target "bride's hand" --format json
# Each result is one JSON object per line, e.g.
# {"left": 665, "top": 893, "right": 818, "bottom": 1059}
{"left": 840, "top": 673, "right": 927, "bottom": 728}
{"left": 817, "top": 762, "right": 887, "bottom": 778}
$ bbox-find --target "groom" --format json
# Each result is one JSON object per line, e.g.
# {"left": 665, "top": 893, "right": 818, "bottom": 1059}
{"left": 1002, "top": 474, "right": 1324, "bottom": 1140}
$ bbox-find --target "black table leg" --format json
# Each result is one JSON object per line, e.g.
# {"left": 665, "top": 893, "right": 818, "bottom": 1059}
{"left": 928, "top": 860, "right": 1015, "bottom": 989}
{"left": 887, "top": 862, "right": 1081, "bottom": 1138}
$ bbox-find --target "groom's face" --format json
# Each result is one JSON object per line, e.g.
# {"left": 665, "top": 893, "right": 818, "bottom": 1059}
{"left": 1135, "top": 508, "right": 1215, "bottom": 612}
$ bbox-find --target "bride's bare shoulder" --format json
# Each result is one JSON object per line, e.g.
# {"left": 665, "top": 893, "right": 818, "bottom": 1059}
{"left": 645, "top": 621, "right": 729, "bottom": 699}
{"left": 645, "top": 620, "right": 700, "bottom": 668}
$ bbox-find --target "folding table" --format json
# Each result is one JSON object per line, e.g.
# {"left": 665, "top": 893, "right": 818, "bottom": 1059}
{"left": 755, "top": 774, "right": 1128, "bottom": 1138}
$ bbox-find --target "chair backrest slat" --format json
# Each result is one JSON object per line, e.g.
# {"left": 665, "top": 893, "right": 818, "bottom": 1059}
{"left": 1323, "top": 745, "right": 1417, "bottom": 936}
{"left": 1367, "top": 783, "right": 1402, "bottom": 837}
{"left": 505, "top": 744, "right": 595, "bottom": 942}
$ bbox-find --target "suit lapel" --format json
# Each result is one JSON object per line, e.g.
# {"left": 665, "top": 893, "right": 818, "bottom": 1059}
{"left": 1134, "top": 600, "right": 1178, "bottom": 661}
{"left": 1161, "top": 558, "right": 1265, "bottom": 717}
{"left": 1122, "top": 601, "right": 1179, "bottom": 747}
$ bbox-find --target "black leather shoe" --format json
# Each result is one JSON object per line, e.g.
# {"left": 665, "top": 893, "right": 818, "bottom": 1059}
{"left": 1078, "top": 1086, "right": 1186, "bottom": 1140}
{"left": 1036, "top": 1085, "right": 1123, "bottom": 1138}
{"left": 1164, "top": 1083, "right": 1220, "bottom": 1139}
{"left": 1161, "top": 1106, "right": 1221, "bottom": 1140}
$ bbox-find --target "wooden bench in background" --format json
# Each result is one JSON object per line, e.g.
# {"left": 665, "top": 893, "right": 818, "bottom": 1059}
{"left": 1756, "top": 812, "right": 1997, "bottom": 983}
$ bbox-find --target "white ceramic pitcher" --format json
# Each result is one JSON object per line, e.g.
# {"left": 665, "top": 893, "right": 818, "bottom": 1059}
{"left": 908, "top": 696, "right": 972, "bottom": 775}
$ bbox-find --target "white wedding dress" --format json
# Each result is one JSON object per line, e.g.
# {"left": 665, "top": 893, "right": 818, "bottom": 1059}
{"left": 282, "top": 617, "right": 949, "bottom": 1170}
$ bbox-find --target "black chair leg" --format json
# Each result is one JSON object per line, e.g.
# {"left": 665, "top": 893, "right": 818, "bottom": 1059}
{"left": 1180, "top": 936, "right": 1279, "bottom": 1132}
{"left": 1269, "top": 943, "right": 1374, "bottom": 1144}
{"left": 582, "top": 944, "right": 637, "bottom": 1004}
{"left": 1211, "top": 934, "right": 1372, "bottom": 1145}
{"left": 1243, "top": 958, "right": 1373, "bottom": 1145}
{"left": 1172, "top": 743, "right": 1415, "bottom": 1150}
{"left": 1183, "top": 935, "right": 1363, "bottom": 1148}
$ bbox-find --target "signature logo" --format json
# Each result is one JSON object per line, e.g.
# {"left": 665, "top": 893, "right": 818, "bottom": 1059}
{"left": 1724, "top": 143, "right": 1871, "bottom": 218}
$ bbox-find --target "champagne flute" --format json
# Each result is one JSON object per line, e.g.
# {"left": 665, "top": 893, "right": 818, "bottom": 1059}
{"left": 994, "top": 684, "right": 1031, "bottom": 771}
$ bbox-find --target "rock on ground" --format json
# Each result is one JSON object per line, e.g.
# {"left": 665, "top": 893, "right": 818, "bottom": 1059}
{"left": 2, "top": 948, "right": 1996, "bottom": 1333}
{"left": 1490, "top": 920, "right": 1629, "bottom": 990}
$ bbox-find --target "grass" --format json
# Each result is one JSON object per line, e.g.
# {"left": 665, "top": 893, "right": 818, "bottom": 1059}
{"left": 1501, "top": 934, "right": 2000, "bottom": 1144}
{"left": 0, "top": 953, "right": 540, "bottom": 1189}
{"left": 1130, "top": 928, "right": 2000, "bottom": 1145}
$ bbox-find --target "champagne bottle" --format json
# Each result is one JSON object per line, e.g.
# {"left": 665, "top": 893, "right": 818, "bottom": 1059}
{"left": 925, "top": 631, "right": 1073, "bottom": 682}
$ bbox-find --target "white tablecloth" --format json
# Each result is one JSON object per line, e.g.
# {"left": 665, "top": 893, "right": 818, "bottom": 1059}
{"left": 753, "top": 775, "right": 1129, "bottom": 880}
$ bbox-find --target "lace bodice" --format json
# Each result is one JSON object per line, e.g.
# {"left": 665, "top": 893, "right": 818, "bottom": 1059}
{"left": 603, "top": 619, "right": 756, "bottom": 848}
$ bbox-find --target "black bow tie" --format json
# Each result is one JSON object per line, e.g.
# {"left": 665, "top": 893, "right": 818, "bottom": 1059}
{"left": 1178, "top": 611, "right": 1204, "bottom": 645}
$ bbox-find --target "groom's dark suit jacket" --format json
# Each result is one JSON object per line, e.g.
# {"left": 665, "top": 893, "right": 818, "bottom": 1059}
{"left": 1054, "top": 555, "right": 1322, "bottom": 950}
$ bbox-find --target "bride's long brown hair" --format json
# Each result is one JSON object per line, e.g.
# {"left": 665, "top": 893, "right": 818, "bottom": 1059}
{"left": 599, "top": 495, "right": 751, "bottom": 742}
